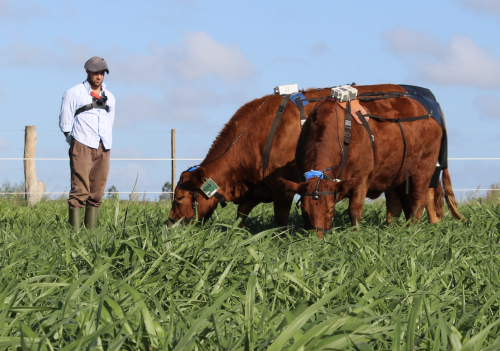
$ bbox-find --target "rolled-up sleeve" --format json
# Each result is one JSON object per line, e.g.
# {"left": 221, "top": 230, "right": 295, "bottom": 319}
{"left": 59, "top": 89, "right": 75, "bottom": 133}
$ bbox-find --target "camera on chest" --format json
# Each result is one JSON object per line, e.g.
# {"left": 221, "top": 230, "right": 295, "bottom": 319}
{"left": 91, "top": 91, "right": 108, "bottom": 107}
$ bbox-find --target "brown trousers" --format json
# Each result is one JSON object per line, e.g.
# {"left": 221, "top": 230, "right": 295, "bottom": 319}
{"left": 68, "top": 139, "right": 110, "bottom": 209}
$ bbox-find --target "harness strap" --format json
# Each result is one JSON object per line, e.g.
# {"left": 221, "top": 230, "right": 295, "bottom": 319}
{"left": 213, "top": 192, "right": 228, "bottom": 208}
{"left": 303, "top": 191, "right": 336, "bottom": 197}
{"left": 364, "top": 113, "right": 430, "bottom": 194}
{"left": 368, "top": 114, "right": 431, "bottom": 123}
{"left": 356, "top": 112, "right": 374, "bottom": 150}
{"left": 294, "top": 95, "right": 307, "bottom": 127}
{"left": 192, "top": 191, "right": 199, "bottom": 210}
{"left": 262, "top": 94, "right": 291, "bottom": 178}
{"left": 396, "top": 121, "right": 410, "bottom": 194}
{"left": 74, "top": 100, "right": 110, "bottom": 117}
{"left": 303, "top": 97, "right": 329, "bottom": 102}
{"left": 178, "top": 182, "right": 228, "bottom": 209}
{"left": 357, "top": 91, "right": 406, "bottom": 102}
{"left": 337, "top": 100, "right": 352, "bottom": 181}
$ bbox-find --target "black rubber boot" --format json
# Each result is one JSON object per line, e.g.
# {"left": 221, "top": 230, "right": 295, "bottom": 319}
{"left": 84, "top": 207, "right": 99, "bottom": 232}
{"left": 69, "top": 207, "right": 81, "bottom": 231}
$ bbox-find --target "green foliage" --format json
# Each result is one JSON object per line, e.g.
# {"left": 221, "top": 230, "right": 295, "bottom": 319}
{"left": 1, "top": 197, "right": 500, "bottom": 350}
{"left": 159, "top": 182, "right": 173, "bottom": 202}
{"left": 106, "top": 185, "right": 119, "bottom": 200}
{"left": 0, "top": 180, "right": 25, "bottom": 204}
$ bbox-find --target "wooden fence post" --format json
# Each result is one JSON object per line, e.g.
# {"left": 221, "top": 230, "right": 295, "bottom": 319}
{"left": 24, "top": 126, "right": 45, "bottom": 205}
{"left": 171, "top": 129, "right": 176, "bottom": 196}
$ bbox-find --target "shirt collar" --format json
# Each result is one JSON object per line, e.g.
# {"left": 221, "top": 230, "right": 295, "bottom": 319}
{"left": 83, "top": 80, "right": 106, "bottom": 93}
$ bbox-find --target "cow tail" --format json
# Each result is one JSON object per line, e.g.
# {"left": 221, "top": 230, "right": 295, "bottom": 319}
{"left": 442, "top": 168, "right": 466, "bottom": 221}
{"left": 434, "top": 178, "right": 445, "bottom": 219}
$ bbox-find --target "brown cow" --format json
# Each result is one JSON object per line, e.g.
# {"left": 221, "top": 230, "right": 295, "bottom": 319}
{"left": 279, "top": 91, "right": 458, "bottom": 237}
{"left": 168, "top": 84, "right": 461, "bottom": 228}
{"left": 386, "top": 168, "right": 463, "bottom": 224}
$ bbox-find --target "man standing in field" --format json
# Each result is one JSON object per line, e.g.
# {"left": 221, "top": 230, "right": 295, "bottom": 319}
{"left": 59, "top": 57, "right": 116, "bottom": 231}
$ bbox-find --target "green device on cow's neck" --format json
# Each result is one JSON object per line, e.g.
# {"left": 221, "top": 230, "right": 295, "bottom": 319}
{"left": 200, "top": 178, "right": 220, "bottom": 198}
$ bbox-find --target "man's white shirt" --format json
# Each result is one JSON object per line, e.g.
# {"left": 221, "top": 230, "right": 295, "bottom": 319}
{"left": 59, "top": 80, "right": 115, "bottom": 149}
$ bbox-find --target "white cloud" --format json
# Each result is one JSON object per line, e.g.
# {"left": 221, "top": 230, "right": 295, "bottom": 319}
{"left": 0, "top": 32, "right": 257, "bottom": 125}
{"left": 382, "top": 27, "right": 446, "bottom": 57}
{"left": 114, "top": 31, "right": 256, "bottom": 85}
{"left": 2, "top": 39, "right": 94, "bottom": 70}
{"left": 310, "top": 42, "right": 330, "bottom": 55}
{"left": 116, "top": 85, "right": 250, "bottom": 128}
{"left": 0, "top": 0, "right": 48, "bottom": 20}
{"left": 474, "top": 95, "right": 500, "bottom": 119}
{"left": 1, "top": 32, "right": 256, "bottom": 86}
{"left": 382, "top": 27, "right": 500, "bottom": 89}
{"left": 460, "top": 0, "right": 500, "bottom": 17}
{"left": 0, "top": 0, "right": 13, "bottom": 17}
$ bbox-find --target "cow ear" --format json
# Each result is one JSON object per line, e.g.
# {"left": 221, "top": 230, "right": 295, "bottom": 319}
{"left": 334, "top": 179, "right": 355, "bottom": 197}
{"left": 278, "top": 178, "right": 304, "bottom": 195}
{"left": 190, "top": 167, "right": 206, "bottom": 187}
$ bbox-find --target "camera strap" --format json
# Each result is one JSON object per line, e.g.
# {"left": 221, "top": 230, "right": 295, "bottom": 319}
{"left": 74, "top": 91, "right": 109, "bottom": 117}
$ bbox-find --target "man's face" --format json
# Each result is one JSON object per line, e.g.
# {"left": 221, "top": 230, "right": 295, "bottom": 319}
{"left": 86, "top": 70, "right": 105, "bottom": 87}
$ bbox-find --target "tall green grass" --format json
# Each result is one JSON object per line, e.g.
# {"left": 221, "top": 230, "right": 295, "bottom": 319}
{"left": 1, "top": 197, "right": 500, "bottom": 350}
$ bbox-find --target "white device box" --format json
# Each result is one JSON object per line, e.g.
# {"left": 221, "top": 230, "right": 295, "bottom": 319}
{"left": 331, "top": 85, "right": 358, "bottom": 102}
{"left": 274, "top": 84, "right": 299, "bottom": 95}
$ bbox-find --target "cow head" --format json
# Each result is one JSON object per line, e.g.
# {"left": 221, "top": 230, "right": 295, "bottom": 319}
{"left": 167, "top": 166, "right": 218, "bottom": 225}
{"left": 278, "top": 177, "right": 354, "bottom": 238}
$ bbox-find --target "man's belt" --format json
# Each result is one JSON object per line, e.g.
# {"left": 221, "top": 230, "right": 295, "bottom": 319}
{"left": 74, "top": 100, "right": 109, "bottom": 117}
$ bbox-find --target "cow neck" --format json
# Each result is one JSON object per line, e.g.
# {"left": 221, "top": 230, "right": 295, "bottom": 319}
{"left": 201, "top": 162, "right": 240, "bottom": 202}
{"left": 302, "top": 103, "right": 345, "bottom": 181}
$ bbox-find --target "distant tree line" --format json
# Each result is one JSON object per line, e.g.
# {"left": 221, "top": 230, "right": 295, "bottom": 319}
{"left": 106, "top": 181, "right": 173, "bottom": 201}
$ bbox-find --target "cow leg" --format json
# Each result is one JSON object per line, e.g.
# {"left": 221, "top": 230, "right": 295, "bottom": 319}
{"left": 396, "top": 181, "right": 430, "bottom": 225}
{"left": 396, "top": 183, "right": 439, "bottom": 224}
{"left": 385, "top": 189, "right": 403, "bottom": 223}
{"left": 348, "top": 186, "right": 368, "bottom": 227}
{"left": 236, "top": 198, "right": 260, "bottom": 227}
{"left": 409, "top": 196, "right": 428, "bottom": 223}
{"left": 426, "top": 188, "right": 440, "bottom": 224}
{"left": 394, "top": 183, "right": 413, "bottom": 221}
{"left": 273, "top": 193, "right": 294, "bottom": 227}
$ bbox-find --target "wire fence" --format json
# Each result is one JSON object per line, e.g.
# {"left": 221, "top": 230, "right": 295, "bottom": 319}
{"left": 3, "top": 157, "right": 500, "bottom": 161}
{"left": 3, "top": 128, "right": 500, "bottom": 196}
{"left": 2, "top": 157, "right": 500, "bottom": 195}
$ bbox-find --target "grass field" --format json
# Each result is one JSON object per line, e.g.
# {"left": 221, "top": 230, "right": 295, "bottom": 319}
{"left": 1, "top": 196, "right": 500, "bottom": 350}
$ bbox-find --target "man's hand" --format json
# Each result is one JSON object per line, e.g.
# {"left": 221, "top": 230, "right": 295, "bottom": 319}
{"left": 64, "top": 132, "right": 69, "bottom": 137}
{"left": 65, "top": 133, "right": 72, "bottom": 145}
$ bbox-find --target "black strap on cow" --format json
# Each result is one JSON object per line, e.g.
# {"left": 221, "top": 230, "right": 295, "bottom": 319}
{"left": 367, "top": 114, "right": 431, "bottom": 123}
{"left": 303, "top": 97, "right": 329, "bottom": 103}
{"left": 213, "top": 192, "right": 227, "bottom": 208}
{"left": 356, "top": 112, "right": 374, "bottom": 150}
{"left": 358, "top": 113, "right": 431, "bottom": 194}
{"left": 357, "top": 91, "right": 406, "bottom": 102}
{"left": 303, "top": 190, "right": 337, "bottom": 199}
{"left": 175, "top": 182, "right": 227, "bottom": 222}
{"left": 294, "top": 95, "right": 307, "bottom": 127}
{"left": 302, "top": 168, "right": 338, "bottom": 200}
{"left": 262, "top": 94, "right": 291, "bottom": 178}
{"left": 397, "top": 120, "right": 410, "bottom": 194}
{"left": 336, "top": 100, "right": 352, "bottom": 181}
{"left": 74, "top": 91, "right": 109, "bottom": 117}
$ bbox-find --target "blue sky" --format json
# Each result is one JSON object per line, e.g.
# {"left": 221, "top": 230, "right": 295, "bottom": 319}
{"left": 1, "top": 0, "right": 500, "bottom": 199}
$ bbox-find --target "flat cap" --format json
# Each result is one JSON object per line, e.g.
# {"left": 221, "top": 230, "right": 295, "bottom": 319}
{"left": 84, "top": 57, "right": 109, "bottom": 74}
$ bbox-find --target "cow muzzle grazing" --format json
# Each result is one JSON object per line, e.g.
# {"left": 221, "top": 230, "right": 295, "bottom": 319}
{"left": 278, "top": 177, "right": 354, "bottom": 238}
{"left": 167, "top": 167, "right": 222, "bottom": 226}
